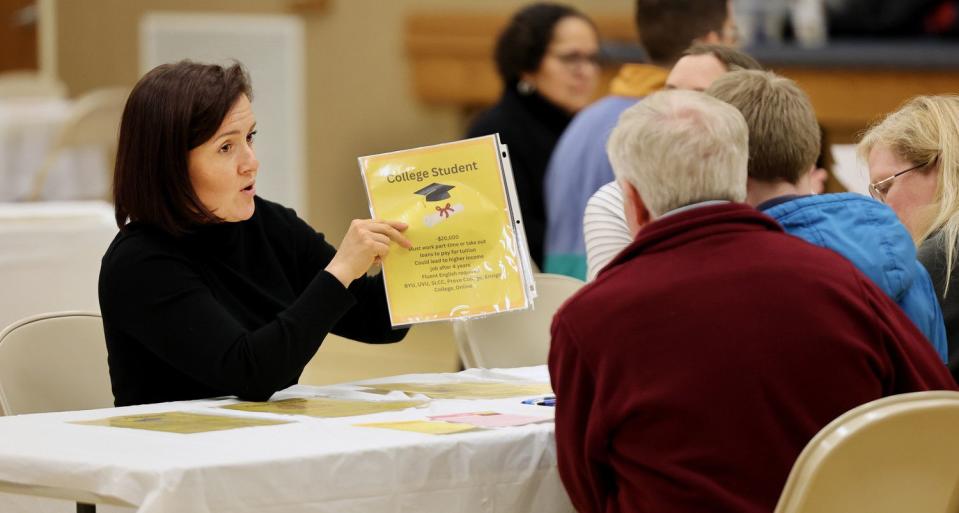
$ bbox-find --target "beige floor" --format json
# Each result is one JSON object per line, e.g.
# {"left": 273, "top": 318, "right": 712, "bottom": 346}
{"left": 299, "top": 322, "right": 460, "bottom": 385}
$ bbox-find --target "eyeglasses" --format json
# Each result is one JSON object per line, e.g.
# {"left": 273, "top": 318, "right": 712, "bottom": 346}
{"left": 868, "top": 158, "right": 934, "bottom": 202}
{"left": 549, "top": 51, "right": 602, "bottom": 69}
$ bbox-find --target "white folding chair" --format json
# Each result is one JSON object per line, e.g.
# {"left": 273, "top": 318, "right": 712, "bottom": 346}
{"left": 453, "top": 273, "right": 584, "bottom": 368}
{"left": 29, "top": 87, "right": 128, "bottom": 201}
{"left": 775, "top": 390, "right": 959, "bottom": 513}
{"left": 0, "top": 311, "right": 113, "bottom": 416}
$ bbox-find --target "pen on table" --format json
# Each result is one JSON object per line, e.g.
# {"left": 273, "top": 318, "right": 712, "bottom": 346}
{"left": 522, "top": 396, "right": 556, "bottom": 407}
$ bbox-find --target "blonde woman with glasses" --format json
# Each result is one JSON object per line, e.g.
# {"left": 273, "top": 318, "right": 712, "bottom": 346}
{"left": 860, "top": 94, "right": 959, "bottom": 382}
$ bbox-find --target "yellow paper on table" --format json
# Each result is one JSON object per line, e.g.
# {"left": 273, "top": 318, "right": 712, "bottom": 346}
{"left": 363, "top": 382, "right": 553, "bottom": 400}
{"left": 358, "top": 135, "right": 535, "bottom": 326}
{"left": 355, "top": 419, "right": 477, "bottom": 435}
{"left": 221, "top": 397, "right": 426, "bottom": 418}
{"left": 72, "top": 411, "right": 290, "bottom": 434}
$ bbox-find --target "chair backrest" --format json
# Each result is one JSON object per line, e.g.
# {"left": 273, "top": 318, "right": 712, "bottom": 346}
{"left": 29, "top": 87, "right": 129, "bottom": 200}
{"left": 774, "top": 391, "right": 959, "bottom": 513}
{"left": 0, "top": 312, "right": 113, "bottom": 415}
{"left": 0, "top": 70, "right": 66, "bottom": 98}
{"left": 453, "top": 273, "right": 584, "bottom": 368}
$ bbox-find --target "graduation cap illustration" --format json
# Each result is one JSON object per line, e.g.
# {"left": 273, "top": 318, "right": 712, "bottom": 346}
{"left": 414, "top": 183, "right": 455, "bottom": 202}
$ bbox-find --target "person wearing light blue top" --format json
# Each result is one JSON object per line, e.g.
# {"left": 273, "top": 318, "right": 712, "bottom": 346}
{"left": 542, "top": 0, "right": 738, "bottom": 279}
{"left": 544, "top": 96, "right": 642, "bottom": 279}
{"left": 706, "top": 69, "right": 948, "bottom": 359}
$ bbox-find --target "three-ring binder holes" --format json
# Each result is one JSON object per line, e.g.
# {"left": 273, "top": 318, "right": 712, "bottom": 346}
{"left": 502, "top": 150, "right": 517, "bottom": 224}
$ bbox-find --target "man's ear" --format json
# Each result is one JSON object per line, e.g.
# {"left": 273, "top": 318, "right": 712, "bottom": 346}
{"left": 620, "top": 179, "right": 652, "bottom": 237}
{"left": 795, "top": 164, "right": 816, "bottom": 193}
{"left": 804, "top": 165, "right": 828, "bottom": 194}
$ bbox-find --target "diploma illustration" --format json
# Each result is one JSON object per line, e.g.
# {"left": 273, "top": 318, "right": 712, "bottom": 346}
{"left": 358, "top": 135, "right": 535, "bottom": 326}
{"left": 415, "top": 183, "right": 464, "bottom": 227}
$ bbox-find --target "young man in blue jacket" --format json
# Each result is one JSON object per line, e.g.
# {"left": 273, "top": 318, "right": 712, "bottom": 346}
{"left": 705, "top": 69, "right": 948, "bottom": 359}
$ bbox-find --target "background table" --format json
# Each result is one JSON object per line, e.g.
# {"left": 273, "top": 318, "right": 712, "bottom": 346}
{"left": 0, "top": 201, "right": 116, "bottom": 332}
{"left": 0, "top": 366, "right": 571, "bottom": 513}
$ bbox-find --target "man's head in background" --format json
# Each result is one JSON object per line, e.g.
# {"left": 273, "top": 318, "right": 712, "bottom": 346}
{"left": 636, "top": 0, "right": 738, "bottom": 68}
{"left": 579, "top": 44, "right": 760, "bottom": 282}
{"left": 665, "top": 43, "right": 762, "bottom": 92}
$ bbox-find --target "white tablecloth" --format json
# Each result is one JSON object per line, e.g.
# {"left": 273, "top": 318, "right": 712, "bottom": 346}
{"left": 0, "top": 201, "right": 117, "bottom": 331}
{"left": 0, "top": 366, "right": 571, "bottom": 513}
{"left": 0, "top": 99, "right": 109, "bottom": 201}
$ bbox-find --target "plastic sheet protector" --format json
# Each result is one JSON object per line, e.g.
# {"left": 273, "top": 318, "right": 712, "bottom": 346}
{"left": 429, "top": 412, "right": 552, "bottom": 428}
{"left": 71, "top": 411, "right": 290, "bottom": 434}
{"left": 354, "top": 419, "right": 477, "bottom": 435}
{"left": 362, "top": 381, "right": 553, "bottom": 400}
{"left": 358, "top": 135, "right": 536, "bottom": 326}
{"left": 222, "top": 397, "right": 426, "bottom": 418}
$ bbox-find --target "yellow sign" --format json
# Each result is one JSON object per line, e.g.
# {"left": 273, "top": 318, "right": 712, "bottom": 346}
{"left": 222, "top": 397, "right": 425, "bottom": 418}
{"left": 72, "top": 412, "right": 290, "bottom": 434}
{"left": 355, "top": 420, "right": 477, "bottom": 435}
{"left": 359, "top": 135, "right": 533, "bottom": 325}
{"left": 363, "top": 382, "right": 553, "bottom": 400}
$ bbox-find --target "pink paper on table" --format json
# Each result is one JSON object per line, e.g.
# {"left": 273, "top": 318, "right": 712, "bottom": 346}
{"left": 429, "top": 412, "right": 551, "bottom": 428}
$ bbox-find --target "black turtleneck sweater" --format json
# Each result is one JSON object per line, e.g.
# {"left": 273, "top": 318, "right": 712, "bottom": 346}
{"left": 99, "top": 197, "right": 407, "bottom": 406}
{"left": 467, "top": 88, "right": 572, "bottom": 268}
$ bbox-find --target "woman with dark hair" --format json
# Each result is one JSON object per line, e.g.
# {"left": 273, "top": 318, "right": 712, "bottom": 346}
{"left": 467, "top": 3, "right": 600, "bottom": 268}
{"left": 100, "top": 61, "right": 410, "bottom": 407}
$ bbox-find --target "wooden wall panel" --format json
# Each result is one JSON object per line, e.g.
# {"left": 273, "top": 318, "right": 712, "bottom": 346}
{"left": 406, "top": 11, "right": 959, "bottom": 142}
{"left": 0, "top": 0, "right": 37, "bottom": 71}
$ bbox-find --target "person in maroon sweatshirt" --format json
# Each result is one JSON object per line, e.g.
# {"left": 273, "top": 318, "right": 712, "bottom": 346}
{"left": 548, "top": 89, "right": 958, "bottom": 513}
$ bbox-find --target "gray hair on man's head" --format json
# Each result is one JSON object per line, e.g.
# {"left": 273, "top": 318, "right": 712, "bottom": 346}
{"left": 607, "top": 89, "right": 748, "bottom": 218}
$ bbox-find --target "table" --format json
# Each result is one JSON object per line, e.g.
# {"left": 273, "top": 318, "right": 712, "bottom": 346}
{"left": 0, "top": 98, "right": 108, "bottom": 201}
{"left": 0, "top": 201, "right": 117, "bottom": 332}
{"left": 0, "top": 366, "right": 572, "bottom": 513}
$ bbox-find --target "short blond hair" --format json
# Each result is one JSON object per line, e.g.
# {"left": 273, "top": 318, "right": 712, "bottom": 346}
{"left": 607, "top": 89, "right": 748, "bottom": 218}
{"left": 706, "top": 70, "right": 820, "bottom": 184}
{"left": 859, "top": 95, "right": 959, "bottom": 292}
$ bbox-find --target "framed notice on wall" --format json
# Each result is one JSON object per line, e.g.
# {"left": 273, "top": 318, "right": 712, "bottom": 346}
{"left": 358, "top": 135, "right": 536, "bottom": 326}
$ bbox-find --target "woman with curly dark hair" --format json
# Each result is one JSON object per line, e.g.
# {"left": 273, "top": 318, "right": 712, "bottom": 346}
{"left": 467, "top": 3, "right": 600, "bottom": 268}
